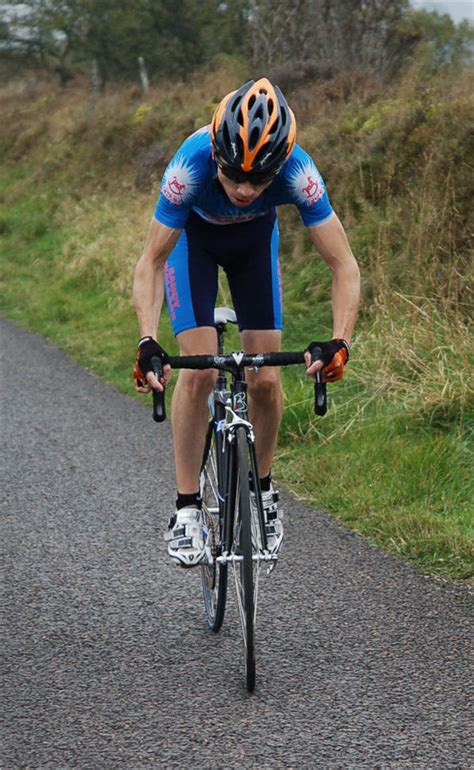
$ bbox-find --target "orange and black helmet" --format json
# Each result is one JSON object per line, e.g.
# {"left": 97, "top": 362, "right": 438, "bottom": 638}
{"left": 211, "top": 78, "right": 296, "bottom": 177}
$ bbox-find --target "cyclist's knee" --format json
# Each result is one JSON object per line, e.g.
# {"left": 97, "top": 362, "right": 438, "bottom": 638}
{"left": 178, "top": 368, "right": 217, "bottom": 399}
{"left": 247, "top": 370, "right": 281, "bottom": 401}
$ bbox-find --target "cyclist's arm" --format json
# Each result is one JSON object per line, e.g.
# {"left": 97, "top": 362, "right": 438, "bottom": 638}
{"left": 307, "top": 214, "right": 360, "bottom": 343}
{"left": 133, "top": 218, "right": 181, "bottom": 338}
{"left": 133, "top": 218, "right": 180, "bottom": 389}
{"left": 306, "top": 214, "right": 360, "bottom": 374}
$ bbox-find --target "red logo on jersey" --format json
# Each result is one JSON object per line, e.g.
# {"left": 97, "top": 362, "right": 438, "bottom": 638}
{"left": 168, "top": 176, "right": 186, "bottom": 196}
{"left": 303, "top": 176, "right": 321, "bottom": 200}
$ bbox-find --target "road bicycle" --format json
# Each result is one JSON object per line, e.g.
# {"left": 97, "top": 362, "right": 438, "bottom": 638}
{"left": 151, "top": 307, "right": 326, "bottom": 692}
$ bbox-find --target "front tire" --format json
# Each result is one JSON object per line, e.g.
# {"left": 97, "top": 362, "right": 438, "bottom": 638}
{"left": 234, "top": 427, "right": 256, "bottom": 692}
{"left": 200, "top": 421, "right": 227, "bottom": 632}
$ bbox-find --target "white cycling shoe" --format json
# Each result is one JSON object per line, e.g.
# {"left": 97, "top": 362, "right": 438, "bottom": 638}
{"left": 164, "top": 507, "right": 207, "bottom": 568}
{"left": 251, "top": 486, "right": 284, "bottom": 555}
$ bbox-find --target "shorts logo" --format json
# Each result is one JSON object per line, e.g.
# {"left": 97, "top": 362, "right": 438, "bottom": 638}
{"left": 161, "top": 155, "right": 197, "bottom": 206}
{"left": 165, "top": 264, "right": 180, "bottom": 321}
{"left": 289, "top": 162, "right": 325, "bottom": 207}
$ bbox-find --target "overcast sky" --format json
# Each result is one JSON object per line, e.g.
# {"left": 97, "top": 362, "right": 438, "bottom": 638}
{"left": 411, "top": 0, "right": 474, "bottom": 24}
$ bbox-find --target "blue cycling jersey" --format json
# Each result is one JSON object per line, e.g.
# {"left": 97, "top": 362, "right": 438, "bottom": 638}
{"left": 154, "top": 126, "right": 334, "bottom": 229}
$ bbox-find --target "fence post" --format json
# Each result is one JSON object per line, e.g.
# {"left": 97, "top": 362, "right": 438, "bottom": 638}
{"left": 91, "top": 58, "right": 100, "bottom": 96}
{"left": 138, "top": 57, "right": 149, "bottom": 98}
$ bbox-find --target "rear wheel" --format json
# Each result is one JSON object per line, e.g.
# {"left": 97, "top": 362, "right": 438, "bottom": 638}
{"left": 233, "top": 427, "right": 256, "bottom": 692}
{"left": 200, "top": 421, "right": 227, "bottom": 632}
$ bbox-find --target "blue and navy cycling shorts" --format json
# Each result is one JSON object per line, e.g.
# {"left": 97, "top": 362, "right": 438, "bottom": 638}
{"left": 164, "top": 209, "right": 283, "bottom": 336}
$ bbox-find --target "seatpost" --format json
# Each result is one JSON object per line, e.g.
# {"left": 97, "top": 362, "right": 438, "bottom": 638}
{"left": 216, "top": 323, "right": 225, "bottom": 355}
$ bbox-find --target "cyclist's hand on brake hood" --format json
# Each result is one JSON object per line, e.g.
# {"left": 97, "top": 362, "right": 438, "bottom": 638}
{"left": 304, "top": 339, "right": 350, "bottom": 382}
{"left": 133, "top": 337, "right": 171, "bottom": 393}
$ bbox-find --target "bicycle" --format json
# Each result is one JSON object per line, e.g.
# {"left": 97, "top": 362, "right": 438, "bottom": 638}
{"left": 151, "top": 307, "right": 327, "bottom": 692}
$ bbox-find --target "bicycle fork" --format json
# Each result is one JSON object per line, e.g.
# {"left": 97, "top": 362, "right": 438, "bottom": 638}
{"left": 217, "top": 407, "right": 272, "bottom": 565}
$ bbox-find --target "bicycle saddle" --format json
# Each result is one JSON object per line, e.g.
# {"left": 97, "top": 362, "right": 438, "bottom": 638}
{"left": 214, "top": 307, "right": 237, "bottom": 326}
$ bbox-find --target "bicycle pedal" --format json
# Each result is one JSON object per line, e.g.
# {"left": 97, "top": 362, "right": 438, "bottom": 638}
{"left": 266, "top": 560, "right": 278, "bottom": 576}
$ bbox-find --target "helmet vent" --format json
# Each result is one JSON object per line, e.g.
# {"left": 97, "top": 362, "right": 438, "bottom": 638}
{"left": 248, "top": 94, "right": 256, "bottom": 109}
{"left": 269, "top": 119, "right": 278, "bottom": 135}
{"left": 254, "top": 143, "right": 271, "bottom": 166}
{"left": 223, "top": 122, "right": 231, "bottom": 149}
{"left": 249, "top": 126, "right": 261, "bottom": 150}
{"left": 237, "top": 108, "right": 244, "bottom": 127}
{"left": 230, "top": 94, "right": 241, "bottom": 113}
{"left": 268, "top": 99, "right": 275, "bottom": 116}
{"left": 236, "top": 133, "right": 244, "bottom": 158}
{"left": 272, "top": 138, "right": 288, "bottom": 161}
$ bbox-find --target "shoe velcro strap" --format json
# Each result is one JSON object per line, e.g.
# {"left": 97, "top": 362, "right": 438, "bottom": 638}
{"left": 165, "top": 525, "right": 187, "bottom": 542}
{"left": 265, "top": 524, "right": 277, "bottom": 535}
{"left": 266, "top": 507, "right": 278, "bottom": 521}
{"left": 175, "top": 537, "right": 193, "bottom": 548}
{"left": 172, "top": 525, "right": 186, "bottom": 538}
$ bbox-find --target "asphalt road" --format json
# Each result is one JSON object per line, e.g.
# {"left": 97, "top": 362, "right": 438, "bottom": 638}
{"left": 1, "top": 318, "right": 473, "bottom": 769}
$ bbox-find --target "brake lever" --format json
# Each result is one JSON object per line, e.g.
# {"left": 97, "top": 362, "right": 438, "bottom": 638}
{"left": 151, "top": 355, "right": 166, "bottom": 422}
{"left": 311, "top": 347, "right": 327, "bottom": 416}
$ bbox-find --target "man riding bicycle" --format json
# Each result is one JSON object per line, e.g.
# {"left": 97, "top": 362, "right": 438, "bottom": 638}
{"left": 132, "top": 78, "right": 360, "bottom": 567}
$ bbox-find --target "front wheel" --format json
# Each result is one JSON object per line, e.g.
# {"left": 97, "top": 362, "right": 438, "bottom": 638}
{"left": 200, "top": 421, "right": 227, "bottom": 632}
{"left": 233, "top": 427, "right": 256, "bottom": 692}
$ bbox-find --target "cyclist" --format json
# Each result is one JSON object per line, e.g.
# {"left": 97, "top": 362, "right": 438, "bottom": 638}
{"left": 133, "top": 78, "right": 360, "bottom": 567}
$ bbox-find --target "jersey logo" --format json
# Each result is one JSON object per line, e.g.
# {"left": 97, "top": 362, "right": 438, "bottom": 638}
{"left": 168, "top": 176, "right": 186, "bottom": 197}
{"left": 289, "top": 161, "right": 325, "bottom": 207}
{"left": 303, "top": 176, "right": 321, "bottom": 200}
{"left": 161, "top": 155, "right": 197, "bottom": 206}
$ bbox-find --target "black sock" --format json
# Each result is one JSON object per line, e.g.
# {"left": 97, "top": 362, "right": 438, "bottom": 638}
{"left": 176, "top": 491, "right": 202, "bottom": 510}
{"left": 260, "top": 473, "right": 272, "bottom": 492}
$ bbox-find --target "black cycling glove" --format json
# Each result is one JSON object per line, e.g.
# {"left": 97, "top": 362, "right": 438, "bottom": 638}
{"left": 306, "top": 339, "right": 350, "bottom": 382}
{"left": 133, "top": 336, "right": 169, "bottom": 390}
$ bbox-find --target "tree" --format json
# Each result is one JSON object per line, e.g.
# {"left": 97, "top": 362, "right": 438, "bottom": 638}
{"left": 249, "top": 0, "right": 413, "bottom": 78}
{"left": 1, "top": 0, "right": 248, "bottom": 83}
{"left": 405, "top": 8, "right": 474, "bottom": 71}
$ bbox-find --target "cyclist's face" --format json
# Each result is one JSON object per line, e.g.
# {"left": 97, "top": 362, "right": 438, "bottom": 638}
{"left": 216, "top": 167, "right": 273, "bottom": 207}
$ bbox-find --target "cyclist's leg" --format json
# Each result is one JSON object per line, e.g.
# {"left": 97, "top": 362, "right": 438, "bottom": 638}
{"left": 240, "top": 329, "right": 283, "bottom": 478}
{"left": 163, "top": 219, "right": 221, "bottom": 566}
{"left": 224, "top": 210, "right": 283, "bottom": 477}
{"left": 171, "top": 327, "right": 218, "bottom": 494}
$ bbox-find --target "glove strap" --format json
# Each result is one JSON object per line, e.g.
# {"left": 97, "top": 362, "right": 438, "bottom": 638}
{"left": 340, "top": 339, "right": 351, "bottom": 359}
